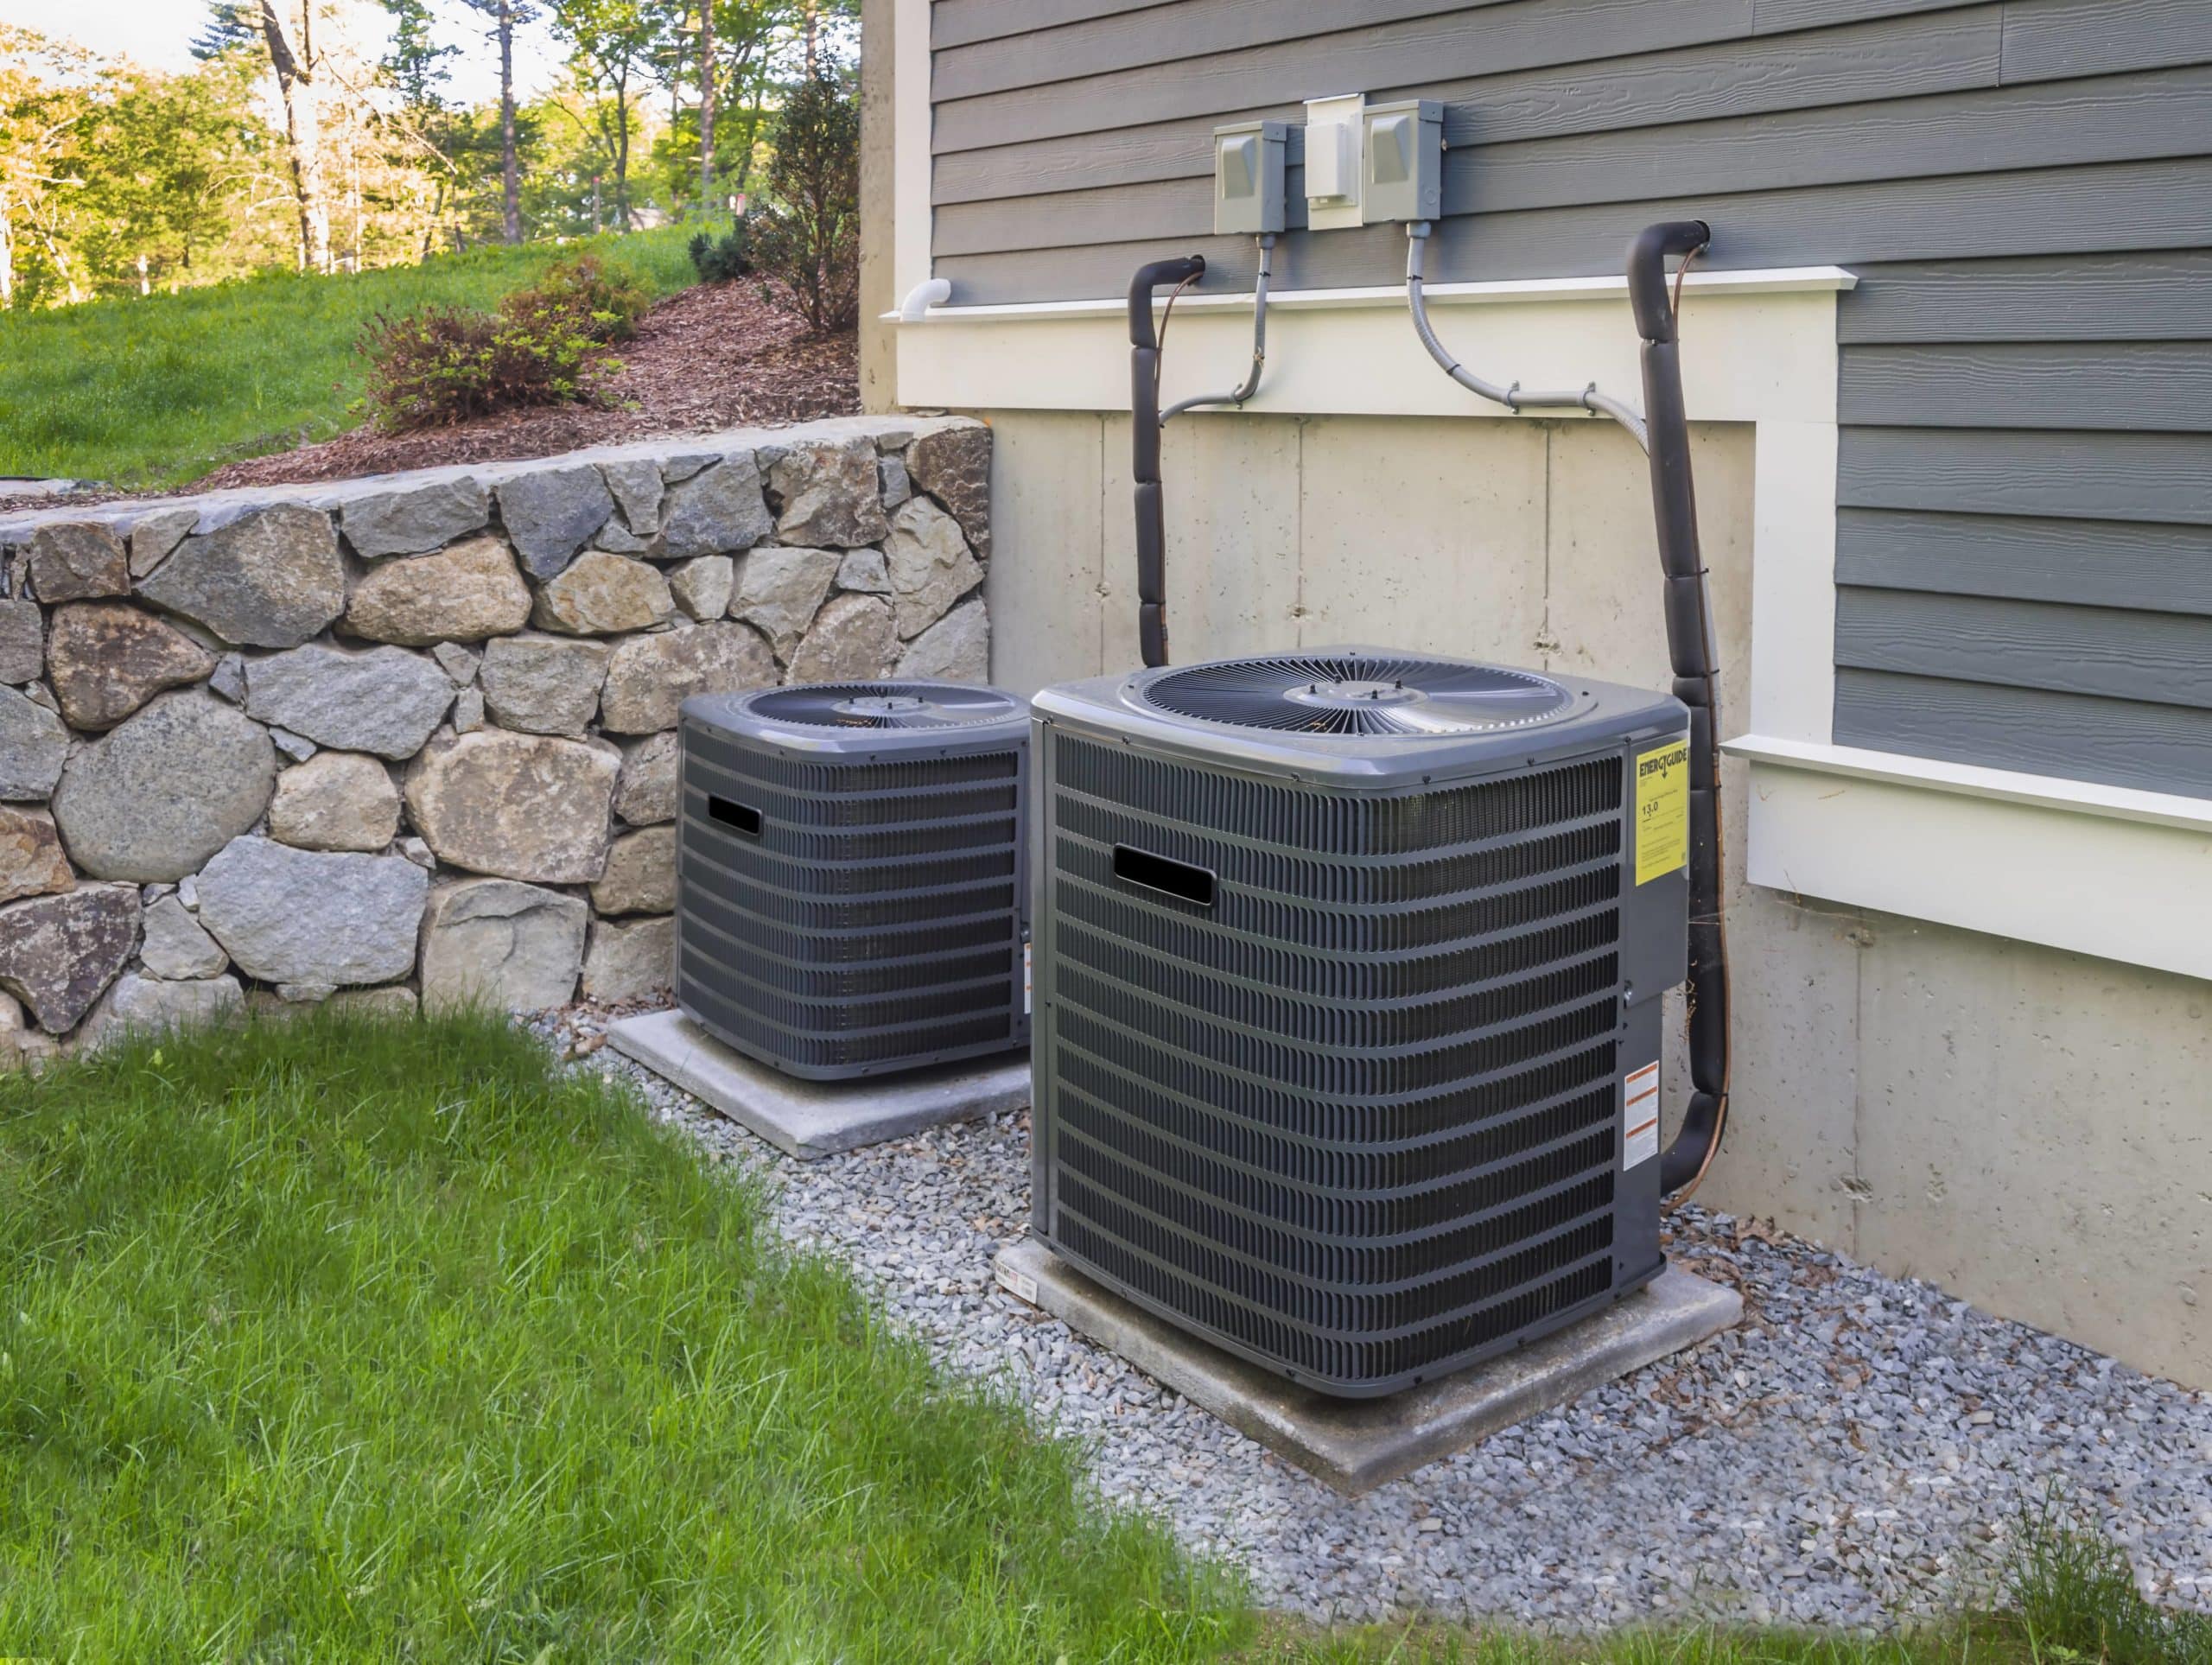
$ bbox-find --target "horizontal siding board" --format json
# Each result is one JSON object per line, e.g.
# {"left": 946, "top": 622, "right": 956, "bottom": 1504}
{"left": 933, "top": 0, "right": 1175, "bottom": 51}
{"left": 1834, "top": 588, "right": 2212, "bottom": 708}
{"left": 1835, "top": 510, "right": 2212, "bottom": 616}
{"left": 1838, "top": 428, "right": 2212, "bottom": 525}
{"left": 935, "top": 6, "right": 2000, "bottom": 206}
{"left": 936, "top": 158, "right": 2212, "bottom": 300}
{"left": 1839, "top": 253, "right": 2212, "bottom": 343}
{"left": 1839, "top": 342, "right": 2212, "bottom": 434}
{"left": 2002, "top": 0, "right": 2212, "bottom": 84}
{"left": 1753, "top": 0, "right": 1984, "bottom": 30}
{"left": 1831, "top": 669, "right": 2212, "bottom": 796}
{"left": 931, "top": 0, "right": 1754, "bottom": 155}
{"left": 934, "top": 0, "right": 1500, "bottom": 101}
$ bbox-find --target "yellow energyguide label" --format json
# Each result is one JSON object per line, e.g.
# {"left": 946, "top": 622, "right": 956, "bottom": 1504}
{"left": 1634, "top": 740, "right": 1690, "bottom": 886}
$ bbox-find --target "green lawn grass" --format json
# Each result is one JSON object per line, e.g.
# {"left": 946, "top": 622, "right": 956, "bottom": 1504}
{"left": 0, "top": 1010, "right": 2201, "bottom": 1662}
{"left": 0, "top": 229, "right": 700, "bottom": 491}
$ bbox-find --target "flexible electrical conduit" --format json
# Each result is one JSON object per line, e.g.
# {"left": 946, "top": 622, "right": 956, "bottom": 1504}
{"left": 1405, "top": 223, "right": 1649, "bottom": 452}
{"left": 1162, "top": 234, "right": 1275, "bottom": 424}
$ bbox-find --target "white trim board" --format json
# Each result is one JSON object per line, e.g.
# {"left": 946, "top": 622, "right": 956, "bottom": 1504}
{"left": 1735, "top": 746, "right": 2212, "bottom": 982}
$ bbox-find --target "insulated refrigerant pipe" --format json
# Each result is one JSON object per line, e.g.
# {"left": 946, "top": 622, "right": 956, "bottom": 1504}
{"left": 1624, "top": 218, "right": 1733, "bottom": 1201}
{"left": 1128, "top": 253, "right": 1208, "bottom": 668}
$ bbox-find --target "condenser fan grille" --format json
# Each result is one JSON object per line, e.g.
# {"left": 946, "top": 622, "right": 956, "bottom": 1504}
{"left": 748, "top": 683, "right": 1025, "bottom": 731}
{"left": 1139, "top": 656, "right": 1573, "bottom": 735}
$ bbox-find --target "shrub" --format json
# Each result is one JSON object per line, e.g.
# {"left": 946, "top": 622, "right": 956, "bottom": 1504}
{"left": 747, "top": 67, "right": 860, "bottom": 334}
{"left": 357, "top": 252, "right": 650, "bottom": 432}
{"left": 688, "top": 222, "right": 753, "bottom": 283}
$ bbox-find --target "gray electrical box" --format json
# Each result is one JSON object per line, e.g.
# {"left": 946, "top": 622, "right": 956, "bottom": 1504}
{"left": 1361, "top": 99, "right": 1443, "bottom": 224}
{"left": 1212, "top": 119, "right": 1287, "bottom": 235}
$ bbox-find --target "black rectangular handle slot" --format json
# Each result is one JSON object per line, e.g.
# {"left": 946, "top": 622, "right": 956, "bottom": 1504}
{"left": 709, "top": 796, "right": 763, "bottom": 838}
{"left": 1113, "top": 844, "right": 1216, "bottom": 909}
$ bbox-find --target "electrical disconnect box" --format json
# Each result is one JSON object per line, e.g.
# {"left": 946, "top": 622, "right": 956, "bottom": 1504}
{"left": 1362, "top": 99, "right": 1443, "bottom": 224}
{"left": 1302, "top": 93, "right": 1366, "bottom": 231}
{"left": 1211, "top": 119, "right": 1287, "bottom": 236}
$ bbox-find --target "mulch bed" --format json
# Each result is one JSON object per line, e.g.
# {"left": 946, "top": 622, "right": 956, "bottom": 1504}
{"left": 0, "top": 282, "right": 860, "bottom": 516}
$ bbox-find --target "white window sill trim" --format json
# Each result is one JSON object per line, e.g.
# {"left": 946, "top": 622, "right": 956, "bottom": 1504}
{"left": 881, "top": 265, "right": 1857, "bottom": 327}
{"left": 1726, "top": 735, "right": 2212, "bottom": 982}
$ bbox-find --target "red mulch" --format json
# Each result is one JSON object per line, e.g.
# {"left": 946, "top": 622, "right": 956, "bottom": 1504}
{"left": 0, "top": 283, "right": 859, "bottom": 517}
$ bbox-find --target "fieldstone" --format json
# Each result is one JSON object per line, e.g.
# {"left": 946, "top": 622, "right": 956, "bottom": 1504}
{"left": 590, "top": 825, "right": 676, "bottom": 916}
{"left": 207, "top": 653, "right": 247, "bottom": 703}
{"left": 581, "top": 914, "right": 675, "bottom": 1002}
{"left": 769, "top": 437, "right": 891, "bottom": 549}
{"left": 531, "top": 551, "right": 674, "bottom": 635}
{"left": 328, "top": 984, "right": 419, "bottom": 1019}
{"left": 593, "top": 521, "right": 659, "bottom": 556}
{"left": 339, "top": 476, "right": 490, "bottom": 557}
{"left": 599, "top": 621, "right": 775, "bottom": 734}
{"left": 0, "top": 806, "right": 72, "bottom": 902}
{"left": 0, "top": 685, "right": 70, "bottom": 800}
{"left": 418, "top": 878, "right": 588, "bottom": 1014}
{"left": 879, "top": 454, "right": 912, "bottom": 511}
{"left": 276, "top": 982, "right": 337, "bottom": 1004}
{"left": 478, "top": 633, "right": 609, "bottom": 737}
{"left": 267, "top": 751, "right": 401, "bottom": 853}
{"left": 50, "top": 691, "right": 275, "bottom": 882}
{"left": 244, "top": 644, "right": 454, "bottom": 759}
{"left": 342, "top": 535, "right": 531, "bottom": 645}
{"left": 732, "top": 547, "right": 839, "bottom": 658}
{"left": 668, "top": 556, "right": 734, "bottom": 621}
{"left": 895, "top": 598, "right": 990, "bottom": 683}
{"left": 0, "top": 598, "right": 42, "bottom": 683}
{"left": 176, "top": 874, "right": 198, "bottom": 910}
{"left": 195, "top": 836, "right": 427, "bottom": 987}
{"left": 613, "top": 732, "right": 679, "bottom": 826}
{"left": 431, "top": 641, "right": 480, "bottom": 684}
{"left": 79, "top": 972, "right": 243, "bottom": 1049}
{"left": 403, "top": 728, "right": 618, "bottom": 883}
{"left": 0, "top": 990, "right": 58, "bottom": 1070}
{"left": 658, "top": 454, "right": 773, "bottom": 559}
{"left": 906, "top": 423, "right": 993, "bottom": 558}
{"left": 26, "top": 522, "right": 130, "bottom": 601}
{"left": 0, "top": 884, "right": 137, "bottom": 1032}
{"left": 836, "top": 549, "right": 890, "bottom": 594}
{"left": 44, "top": 602, "right": 218, "bottom": 729}
{"left": 137, "top": 504, "right": 346, "bottom": 649}
{"left": 495, "top": 465, "right": 615, "bottom": 579}
{"left": 659, "top": 449, "right": 721, "bottom": 484}
{"left": 884, "top": 498, "right": 982, "bottom": 639}
{"left": 600, "top": 459, "right": 664, "bottom": 534}
{"left": 270, "top": 728, "right": 318, "bottom": 763}
{"left": 139, "top": 893, "right": 227, "bottom": 979}
{"left": 452, "top": 687, "right": 486, "bottom": 732}
{"left": 398, "top": 836, "right": 435, "bottom": 870}
{"left": 128, "top": 507, "right": 199, "bottom": 578}
{"left": 788, "top": 593, "right": 897, "bottom": 684}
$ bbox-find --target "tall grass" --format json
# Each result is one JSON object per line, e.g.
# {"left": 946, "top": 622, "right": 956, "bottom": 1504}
{"left": 0, "top": 229, "right": 699, "bottom": 490}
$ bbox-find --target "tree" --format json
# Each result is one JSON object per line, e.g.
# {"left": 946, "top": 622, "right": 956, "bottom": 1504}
{"left": 453, "top": 0, "right": 537, "bottom": 244}
{"left": 256, "top": 2, "right": 334, "bottom": 273}
{"left": 0, "top": 28, "right": 94, "bottom": 307}
{"left": 191, "top": 1, "right": 262, "bottom": 60}
{"left": 546, "top": 0, "right": 672, "bottom": 231}
{"left": 745, "top": 61, "right": 855, "bottom": 331}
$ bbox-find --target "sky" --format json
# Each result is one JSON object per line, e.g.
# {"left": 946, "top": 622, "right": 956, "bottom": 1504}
{"left": 0, "top": 0, "right": 570, "bottom": 104}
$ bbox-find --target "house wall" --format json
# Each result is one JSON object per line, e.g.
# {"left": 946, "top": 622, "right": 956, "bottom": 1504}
{"left": 929, "top": 0, "right": 2212, "bottom": 796}
{"left": 976, "top": 406, "right": 2212, "bottom": 1385}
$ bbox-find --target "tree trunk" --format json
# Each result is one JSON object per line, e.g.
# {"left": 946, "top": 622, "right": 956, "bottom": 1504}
{"left": 261, "top": 1, "right": 334, "bottom": 275}
{"left": 698, "top": 2, "right": 716, "bottom": 212}
{"left": 613, "top": 73, "right": 632, "bottom": 229}
{"left": 0, "top": 197, "right": 13, "bottom": 309}
{"left": 804, "top": 1, "right": 819, "bottom": 76}
{"left": 499, "top": 1, "right": 522, "bottom": 243}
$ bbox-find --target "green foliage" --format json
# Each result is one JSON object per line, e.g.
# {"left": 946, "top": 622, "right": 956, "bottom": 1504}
{"left": 0, "top": 1007, "right": 1243, "bottom": 1659}
{"left": 2000, "top": 1506, "right": 2212, "bottom": 1665}
{"left": 745, "top": 62, "right": 859, "bottom": 333}
{"left": 0, "top": 226, "right": 696, "bottom": 486}
{"left": 359, "top": 249, "right": 652, "bottom": 429}
{"left": 687, "top": 219, "right": 753, "bottom": 282}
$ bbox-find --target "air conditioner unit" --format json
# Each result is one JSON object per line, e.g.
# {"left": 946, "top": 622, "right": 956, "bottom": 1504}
{"left": 677, "top": 681, "right": 1032, "bottom": 1080}
{"left": 1028, "top": 648, "right": 1689, "bottom": 1397}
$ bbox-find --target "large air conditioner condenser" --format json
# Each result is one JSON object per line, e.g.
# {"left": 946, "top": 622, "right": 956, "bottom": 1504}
{"left": 1027, "top": 649, "right": 1689, "bottom": 1397}
{"left": 677, "top": 681, "right": 1033, "bottom": 1080}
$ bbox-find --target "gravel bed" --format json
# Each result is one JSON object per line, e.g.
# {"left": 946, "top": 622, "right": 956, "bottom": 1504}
{"left": 534, "top": 1005, "right": 2212, "bottom": 1634}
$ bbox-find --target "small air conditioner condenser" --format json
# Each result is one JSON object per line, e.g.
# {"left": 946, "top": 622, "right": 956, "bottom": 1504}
{"left": 1029, "top": 648, "right": 1689, "bottom": 1397}
{"left": 677, "top": 681, "right": 1032, "bottom": 1080}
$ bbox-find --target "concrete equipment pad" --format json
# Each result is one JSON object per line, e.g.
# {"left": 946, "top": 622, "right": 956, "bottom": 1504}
{"left": 607, "top": 1007, "right": 1031, "bottom": 1160}
{"left": 993, "top": 1236, "right": 1742, "bottom": 1496}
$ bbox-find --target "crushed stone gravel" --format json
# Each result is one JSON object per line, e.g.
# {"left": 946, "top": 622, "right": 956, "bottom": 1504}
{"left": 531, "top": 1002, "right": 2212, "bottom": 1634}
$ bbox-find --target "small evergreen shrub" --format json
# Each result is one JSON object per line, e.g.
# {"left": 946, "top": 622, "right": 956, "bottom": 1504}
{"left": 358, "top": 253, "right": 649, "bottom": 431}
{"left": 688, "top": 222, "right": 753, "bottom": 283}
{"left": 747, "top": 67, "right": 861, "bottom": 334}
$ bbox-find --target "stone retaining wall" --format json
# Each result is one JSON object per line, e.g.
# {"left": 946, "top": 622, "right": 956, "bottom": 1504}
{"left": 0, "top": 415, "right": 993, "bottom": 1061}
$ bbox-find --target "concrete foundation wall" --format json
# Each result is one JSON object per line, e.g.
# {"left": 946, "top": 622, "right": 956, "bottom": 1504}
{"left": 975, "top": 405, "right": 2212, "bottom": 1388}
